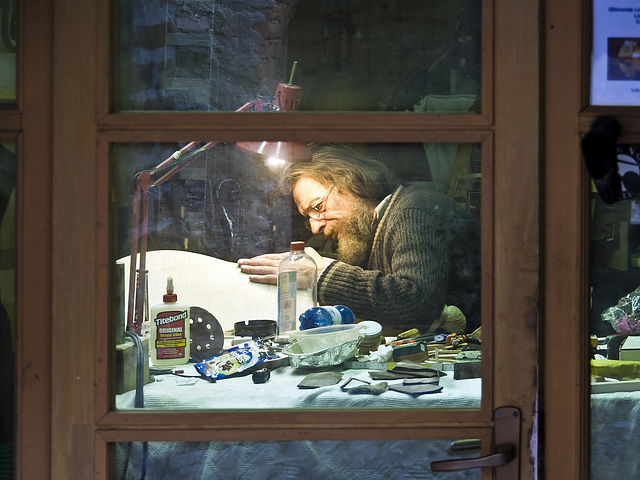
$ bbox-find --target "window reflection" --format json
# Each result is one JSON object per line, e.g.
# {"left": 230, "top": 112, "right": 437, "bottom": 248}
{"left": 113, "top": 0, "right": 481, "bottom": 112}
{"left": 0, "top": 142, "right": 15, "bottom": 475}
{"left": 589, "top": 144, "right": 640, "bottom": 337}
{"left": 588, "top": 142, "right": 640, "bottom": 478}
{"left": 0, "top": 0, "right": 17, "bottom": 103}
{"left": 111, "top": 142, "right": 482, "bottom": 410}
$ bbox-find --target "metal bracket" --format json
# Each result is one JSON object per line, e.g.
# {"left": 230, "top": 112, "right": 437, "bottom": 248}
{"left": 430, "top": 406, "right": 521, "bottom": 479}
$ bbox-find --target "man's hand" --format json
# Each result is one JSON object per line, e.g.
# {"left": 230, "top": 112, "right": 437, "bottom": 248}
{"left": 238, "top": 247, "right": 333, "bottom": 285}
{"left": 302, "top": 247, "right": 333, "bottom": 272}
{"left": 237, "top": 253, "right": 287, "bottom": 285}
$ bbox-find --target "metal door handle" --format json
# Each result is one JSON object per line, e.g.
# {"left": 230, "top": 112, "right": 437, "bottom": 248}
{"left": 431, "top": 444, "right": 514, "bottom": 471}
{"left": 430, "top": 406, "right": 521, "bottom": 479}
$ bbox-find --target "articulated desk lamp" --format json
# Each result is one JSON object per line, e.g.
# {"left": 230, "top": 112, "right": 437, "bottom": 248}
{"left": 126, "top": 77, "right": 311, "bottom": 335}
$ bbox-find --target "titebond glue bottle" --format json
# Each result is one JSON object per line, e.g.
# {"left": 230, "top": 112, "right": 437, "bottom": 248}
{"left": 150, "top": 277, "right": 190, "bottom": 366}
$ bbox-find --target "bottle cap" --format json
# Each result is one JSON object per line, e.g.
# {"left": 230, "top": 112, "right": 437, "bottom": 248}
{"left": 163, "top": 276, "right": 177, "bottom": 302}
{"left": 164, "top": 293, "right": 177, "bottom": 302}
{"left": 290, "top": 241, "right": 305, "bottom": 251}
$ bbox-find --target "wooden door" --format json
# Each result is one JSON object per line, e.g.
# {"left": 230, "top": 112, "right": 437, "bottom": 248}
{"left": 13, "top": 0, "right": 548, "bottom": 478}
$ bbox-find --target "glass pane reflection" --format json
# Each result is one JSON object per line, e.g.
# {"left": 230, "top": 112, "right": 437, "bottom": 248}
{"left": 111, "top": 142, "right": 482, "bottom": 410}
{"left": 589, "top": 143, "right": 640, "bottom": 478}
{"left": 113, "top": 439, "right": 482, "bottom": 479}
{"left": 0, "top": 0, "right": 17, "bottom": 103}
{"left": 113, "top": 0, "right": 481, "bottom": 113}
{"left": 0, "top": 142, "right": 15, "bottom": 476}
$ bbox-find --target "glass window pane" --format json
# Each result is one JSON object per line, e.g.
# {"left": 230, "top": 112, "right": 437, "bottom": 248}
{"left": 113, "top": 439, "right": 482, "bottom": 479}
{"left": 0, "top": 0, "right": 17, "bottom": 103}
{"left": 113, "top": 0, "right": 482, "bottom": 113}
{"left": 110, "top": 141, "right": 482, "bottom": 410}
{"left": 0, "top": 142, "right": 15, "bottom": 476}
{"left": 589, "top": 143, "right": 640, "bottom": 477}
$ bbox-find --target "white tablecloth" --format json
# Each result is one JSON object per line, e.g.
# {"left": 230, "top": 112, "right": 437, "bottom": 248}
{"left": 116, "top": 371, "right": 640, "bottom": 479}
{"left": 115, "top": 365, "right": 482, "bottom": 479}
{"left": 115, "top": 439, "right": 482, "bottom": 480}
{"left": 591, "top": 390, "right": 640, "bottom": 479}
{"left": 116, "top": 365, "right": 482, "bottom": 410}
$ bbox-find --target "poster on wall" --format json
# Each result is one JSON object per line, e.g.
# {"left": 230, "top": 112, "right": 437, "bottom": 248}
{"left": 591, "top": 1, "right": 640, "bottom": 105}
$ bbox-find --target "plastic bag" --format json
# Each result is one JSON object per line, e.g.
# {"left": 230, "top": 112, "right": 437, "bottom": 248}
{"left": 194, "top": 339, "right": 278, "bottom": 380}
{"left": 601, "top": 285, "right": 640, "bottom": 334}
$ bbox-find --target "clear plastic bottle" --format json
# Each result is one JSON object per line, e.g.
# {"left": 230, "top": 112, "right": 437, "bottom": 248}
{"left": 150, "top": 277, "right": 191, "bottom": 366}
{"left": 277, "top": 241, "right": 318, "bottom": 334}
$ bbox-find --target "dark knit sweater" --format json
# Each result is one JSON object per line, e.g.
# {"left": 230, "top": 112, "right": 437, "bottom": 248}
{"left": 317, "top": 185, "right": 481, "bottom": 333}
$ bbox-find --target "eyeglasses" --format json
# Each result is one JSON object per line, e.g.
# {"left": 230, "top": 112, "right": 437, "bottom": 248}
{"left": 305, "top": 184, "right": 334, "bottom": 220}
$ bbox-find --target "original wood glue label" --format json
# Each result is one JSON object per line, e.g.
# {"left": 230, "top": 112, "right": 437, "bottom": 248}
{"left": 150, "top": 305, "right": 190, "bottom": 365}
{"left": 154, "top": 310, "right": 188, "bottom": 357}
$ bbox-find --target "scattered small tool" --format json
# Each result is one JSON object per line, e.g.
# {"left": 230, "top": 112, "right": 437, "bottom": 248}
{"left": 389, "top": 362, "right": 445, "bottom": 377}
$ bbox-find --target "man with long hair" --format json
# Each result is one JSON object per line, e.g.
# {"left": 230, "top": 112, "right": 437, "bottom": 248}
{"left": 238, "top": 143, "right": 481, "bottom": 334}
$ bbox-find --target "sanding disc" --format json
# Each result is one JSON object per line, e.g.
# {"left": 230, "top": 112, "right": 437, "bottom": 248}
{"left": 189, "top": 306, "right": 224, "bottom": 362}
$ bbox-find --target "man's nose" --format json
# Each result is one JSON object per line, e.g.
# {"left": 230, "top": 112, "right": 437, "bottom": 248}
{"left": 307, "top": 217, "right": 326, "bottom": 234}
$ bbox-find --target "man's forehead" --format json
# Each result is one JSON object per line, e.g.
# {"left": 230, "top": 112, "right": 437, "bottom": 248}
{"left": 293, "top": 177, "right": 325, "bottom": 206}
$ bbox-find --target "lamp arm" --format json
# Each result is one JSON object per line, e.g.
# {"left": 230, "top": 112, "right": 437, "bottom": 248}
{"left": 127, "top": 185, "right": 148, "bottom": 333}
{"left": 135, "top": 97, "right": 267, "bottom": 194}
{"left": 125, "top": 91, "right": 292, "bottom": 333}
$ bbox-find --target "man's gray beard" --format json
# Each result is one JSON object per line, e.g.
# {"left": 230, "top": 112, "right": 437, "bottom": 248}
{"left": 335, "top": 202, "right": 375, "bottom": 266}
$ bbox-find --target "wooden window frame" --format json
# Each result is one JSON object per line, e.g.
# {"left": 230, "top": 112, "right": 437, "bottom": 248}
{"left": 9, "top": 0, "right": 568, "bottom": 478}
{"left": 91, "top": 0, "right": 502, "bottom": 476}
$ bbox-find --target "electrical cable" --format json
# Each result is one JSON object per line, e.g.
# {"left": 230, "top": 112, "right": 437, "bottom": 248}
{"left": 126, "top": 331, "right": 145, "bottom": 408}
{"left": 120, "top": 332, "right": 148, "bottom": 480}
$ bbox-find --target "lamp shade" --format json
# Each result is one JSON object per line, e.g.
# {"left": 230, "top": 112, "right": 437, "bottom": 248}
{"left": 236, "top": 83, "right": 312, "bottom": 162}
{"left": 236, "top": 140, "right": 311, "bottom": 162}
